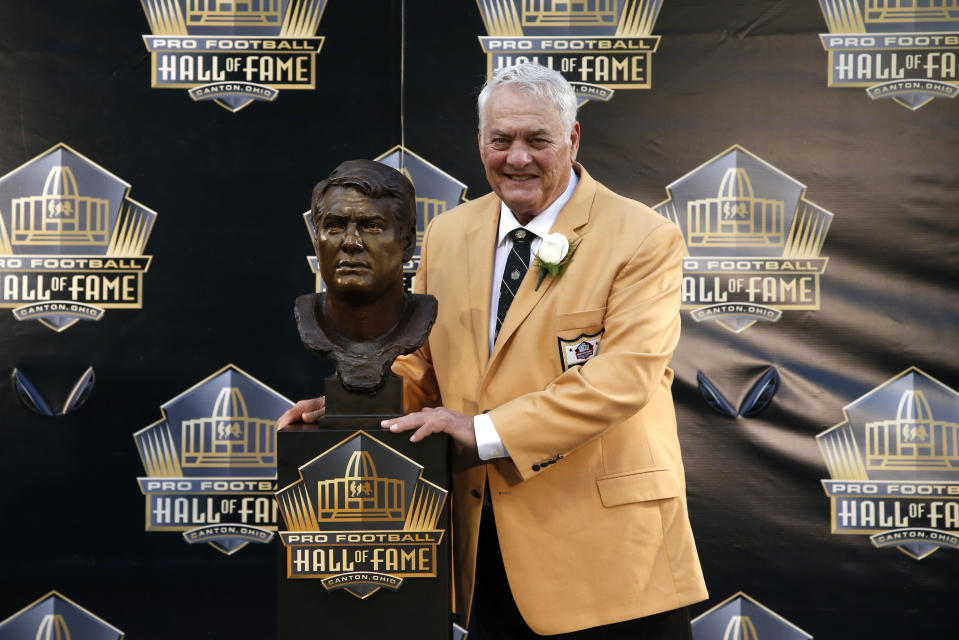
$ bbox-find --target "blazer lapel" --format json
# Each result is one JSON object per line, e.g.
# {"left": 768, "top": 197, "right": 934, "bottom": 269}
{"left": 465, "top": 195, "right": 500, "bottom": 373}
{"left": 486, "top": 165, "right": 596, "bottom": 374}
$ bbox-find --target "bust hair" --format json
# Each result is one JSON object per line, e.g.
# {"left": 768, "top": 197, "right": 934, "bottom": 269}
{"left": 477, "top": 62, "right": 578, "bottom": 142}
{"left": 311, "top": 159, "right": 417, "bottom": 262}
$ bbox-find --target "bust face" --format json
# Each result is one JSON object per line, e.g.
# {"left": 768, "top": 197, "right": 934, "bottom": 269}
{"left": 315, "top": 185, "right": 405, "bottom": 305}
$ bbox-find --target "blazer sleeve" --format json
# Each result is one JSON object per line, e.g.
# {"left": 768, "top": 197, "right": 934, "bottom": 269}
{"left": 391, "top": 220, "right": 442, "bottom": 413}
{"left": 488, "top": 221, "right": 684, "bottom": 482}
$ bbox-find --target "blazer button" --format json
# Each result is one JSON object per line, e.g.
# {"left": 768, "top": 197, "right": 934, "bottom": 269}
{"left": 471, "top": 489, "right": 481, "bottom": 499}
{"left": 531, "top": 464, "right": 541, "bottom": 472}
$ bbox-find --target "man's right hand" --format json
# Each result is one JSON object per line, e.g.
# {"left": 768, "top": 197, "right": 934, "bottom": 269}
{"left": 277, "top": 397, "right": 326, "bottom": 430}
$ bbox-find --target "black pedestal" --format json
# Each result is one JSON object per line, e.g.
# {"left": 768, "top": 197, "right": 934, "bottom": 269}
{"left": 323, "top": 372, "right": 404, "bottom": 419}
{"left": 277, "top": 425, "right": 452, "bottom": 640}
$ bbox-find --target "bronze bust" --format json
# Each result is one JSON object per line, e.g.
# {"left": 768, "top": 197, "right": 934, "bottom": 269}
{"left": 296, "top": 159, "right": 437, "bottom": 395}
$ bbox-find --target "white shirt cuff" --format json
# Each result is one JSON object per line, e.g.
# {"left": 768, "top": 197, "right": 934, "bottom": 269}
{"left": 473, "top": 413, "right": 509, "bottom": 460}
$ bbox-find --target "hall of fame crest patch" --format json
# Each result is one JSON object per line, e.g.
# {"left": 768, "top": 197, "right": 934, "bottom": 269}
{"left": 140, "top": 0, "right": 328, "bottom": 112}
{"left": 476, "top": 0, "right": 664, "bottom": 106}
{"left": 557, "top": 331, "right": 602, "bottom": 370}
{"left": 0, "top": 144, "right": 156, "bottom": 332}
{"left": 302, "top": 147, "right": 467, "bottom": 293}
{"left": 691, "top": 592, "right": 813, "bottom": 640}
{"left": 817, "top": 367, "right": 959, "bottom": 560}
{"left": 277, "top": 431, "right": 448, "bottom": 598}
{"left": 134, "top": 365, "right": 293, "bottom": 555}
{"left": 654, "top": 145, "right": 834, "bottom": 334}
{"left": 0, "top": 591, "right": 124, "bottom": 640}
{"left": 818, "top": 0, "right": 959, "bottom": 110}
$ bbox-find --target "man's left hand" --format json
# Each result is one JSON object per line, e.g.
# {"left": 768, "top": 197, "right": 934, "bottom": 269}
{"left": 382, "top": 407, "right": 476, "bottom": 449}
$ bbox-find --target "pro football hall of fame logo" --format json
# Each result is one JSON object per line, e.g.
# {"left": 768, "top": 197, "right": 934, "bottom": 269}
{"left": 476, "top": 0, "right": 664, "bottom": 105}
{"left": 303, "top": 147, "right": 467, "bottom": 292}
{"left": 0, "top": 144, "right": 156, "bottom": 332}
{"left": 277, "top": 431, "right": 448, "bottom": 598}
{"left": 654, "top": 145, "right": 834, "bottom": 334}
{"left": 817, "top": 367, "right": 959, "bottom": 560}
{"left": 134, "top": 365, "right": 294, "bottom": 554}
{"left": 691, "top": 592, "right": 813, "bottom": 640}
{"left": 818, "top": 0, "right": 959, "bottom": 110}
{"left": 0, "top": 591, "right": 124, "bottom": 640}
{"left": 140, "top": 0, "right": 328, "bottom": 111}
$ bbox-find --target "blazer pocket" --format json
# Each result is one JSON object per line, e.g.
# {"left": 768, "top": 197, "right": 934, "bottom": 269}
{"left": 595, "top": 467, "right": 680, "bottom": 506}
{"left": 557, "top": 306, "right": 606, "bottom": 332}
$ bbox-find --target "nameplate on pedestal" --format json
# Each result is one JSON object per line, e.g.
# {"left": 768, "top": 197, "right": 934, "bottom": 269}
{"left": 276, "top": 428, "right": 451, "bottom": 639}
{"left": 277, "top": 430, "right": 447, "bottom": 598}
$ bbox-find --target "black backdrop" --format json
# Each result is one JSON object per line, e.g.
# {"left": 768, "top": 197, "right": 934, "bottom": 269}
{"left": 1, "top": 1, "right": 956, "bottom": 638}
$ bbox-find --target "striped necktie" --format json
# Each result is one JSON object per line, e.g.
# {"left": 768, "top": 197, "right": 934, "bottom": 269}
{"left": 495, "top": 228, "right": 535, "bottom": 342}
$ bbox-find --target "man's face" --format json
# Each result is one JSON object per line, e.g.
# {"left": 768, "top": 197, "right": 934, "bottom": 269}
{"left": 315, "top": 186, "right": 405, "bottom": 304}
{"left": 478, "top": 85, "right": 580, "bottom": 223}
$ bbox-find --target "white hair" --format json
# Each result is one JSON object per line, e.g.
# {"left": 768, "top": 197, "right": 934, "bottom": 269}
{"left": 477, "top": 63, "right": 578, "bottom": 142}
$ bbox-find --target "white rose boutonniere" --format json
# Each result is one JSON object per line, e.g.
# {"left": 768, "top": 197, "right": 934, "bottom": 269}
{"left": 534, "top": 232, "right": 580, "bottom": 291}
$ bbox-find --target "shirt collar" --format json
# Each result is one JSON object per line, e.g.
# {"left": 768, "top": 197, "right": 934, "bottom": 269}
{"left": 496, "top": 167, "right": 579, "bottom": 246}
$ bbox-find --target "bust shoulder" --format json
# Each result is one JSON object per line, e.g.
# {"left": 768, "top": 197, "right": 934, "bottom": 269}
{"left": 294, "top": 292, "right": 437, "bottom": 392}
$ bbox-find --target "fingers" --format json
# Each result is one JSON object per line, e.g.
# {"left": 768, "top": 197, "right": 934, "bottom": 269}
{"left": 381, "top": 415, "right": 434, "bottom": 442}
{"left": 380, "top": 412, "right": 424, "bottom": 434}
{"left": 277, "top": 411, "right": 295, "bottom": 431}
{"left": 409, "top": 423, "right": 439, "bottom": 443}
{"left": 383, "top": 417, "right": 440, "bottom": 443}
{"left": 384, "top": 414, "right": 443, "bottom": 444}
{"left": 380, "top": 407, "right": 476, "bottom": 449}
{"left": 302, "top": 396, "right": 326, "bottom": 422}
{"left": 277, "top": 397, "right": 326, "bottom": 430}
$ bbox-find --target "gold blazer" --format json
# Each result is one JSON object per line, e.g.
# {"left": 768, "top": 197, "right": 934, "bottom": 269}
{"left": 393, "top": 164, "right": 708, "bottom": 635}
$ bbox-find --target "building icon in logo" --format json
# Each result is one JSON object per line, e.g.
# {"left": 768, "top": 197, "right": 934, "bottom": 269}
{"left": 477, "top": 0, "right": 664, "bottom": 105}
{"left": 687, "top": 168, "right": 785, "bottom": 248}
{"left": 0, "top": 591, "right": 123, "bottom": 640}
{"left": 691, "top": 592, "right": 813, "bottom": 640}
{"left": 863, "top": 0, "right": 959, "bottom": 22}
{"left": 654, "top": 145, "right": 834, "bottom": 334}
{"left": 0, "top": 144, "right": 157, "bottom": 332}
{"left": 316, "top": 450, "right": 406, "bottom": 522}
{"left": 818, "top": 0, "right": 959, "bottom": 109}
{"left": 12, "top": 165, "right": 110, "bottom": 247}
{"left": 522, "top": 0, "right": 620, "bottom": 26}
{"left": 818, "top": 367, "right": 959, "bottom": 559}
{"left": 185, "top": 0, "right": 284, "bottom": 26}
{"left": 866, "top": 389, "right": 957, "bottom": 471}
{"left": 277, "top": 431, "right": 448, "bottom": 598}
{"left": 134, "top": 365, "right": 293, "bottom": 554}
{"left": 181, "top": 386, "right": 277, "bottom": 468}
{"left": 140, "top": 0, "right": 328, "bottom": 111}
{"left": 303, "top": 147, "right": 467, "bottom": 293}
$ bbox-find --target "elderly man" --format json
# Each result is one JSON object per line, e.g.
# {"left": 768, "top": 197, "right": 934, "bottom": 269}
{"left": 281, "top": 63, "right": 707, "bottom": 638}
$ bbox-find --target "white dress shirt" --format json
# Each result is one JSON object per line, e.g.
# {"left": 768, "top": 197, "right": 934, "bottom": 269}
{"left": 474, "top": 168, "right": 579, "bottom": 460}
